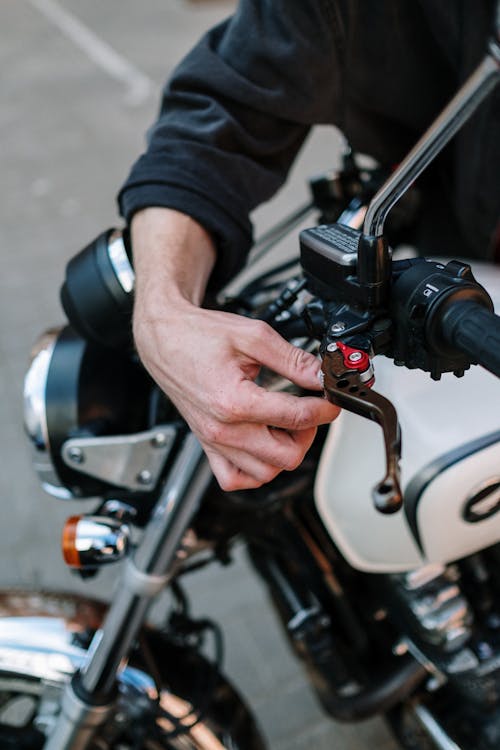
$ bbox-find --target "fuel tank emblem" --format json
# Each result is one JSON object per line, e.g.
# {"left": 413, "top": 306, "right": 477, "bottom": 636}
{"left": 463, "top": 478, "right": 500, "bottom": 523}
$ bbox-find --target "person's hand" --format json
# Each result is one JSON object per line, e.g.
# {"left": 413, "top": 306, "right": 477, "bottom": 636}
{"left": 134, "top": 301, "right": 339, "bottom": 490}
{"left": 131, "top": 208, "right": 340, "bottom": 491}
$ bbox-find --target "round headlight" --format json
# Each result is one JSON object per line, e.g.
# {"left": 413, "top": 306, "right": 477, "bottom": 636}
{"left": 24, "top": 326, "right": 153, "bottom": 499}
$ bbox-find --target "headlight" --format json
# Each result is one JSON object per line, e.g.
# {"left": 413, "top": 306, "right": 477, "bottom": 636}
{"left": 23, "top": 326, "right": 160, "bottom": 499}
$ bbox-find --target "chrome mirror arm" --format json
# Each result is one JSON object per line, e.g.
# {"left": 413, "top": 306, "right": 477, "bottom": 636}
{"left": 363, "top": 37, "right": 500, "bottom": 239}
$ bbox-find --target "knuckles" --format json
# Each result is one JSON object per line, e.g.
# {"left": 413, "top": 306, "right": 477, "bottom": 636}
{"left": 278, "top": 436, "right": 313, "bottom": 471}
{"left": 281, "top": 450, "right": 305, "bottom": 472}
{"left": 216, "top": 474, "right": 241, "bottom": 492}
{"left": 224, "top": 395, "right": 248, "bottom": 422}
{"left": 286, "top": 342, "right": 315, "bottom": 376}
{"left": 207, "top": 393, "right": 247, "bottom": 424}
{"left": 287, "top": 402, "right": 315, "bottom": 431}
{"left": 217, "top": 466, "right": 281, "bottom": 492}
{"left": 245, "top": 318, "right": 272, "bottom": 344}
{"left": 202, "top": 419, "right": 228, "bottom": 445}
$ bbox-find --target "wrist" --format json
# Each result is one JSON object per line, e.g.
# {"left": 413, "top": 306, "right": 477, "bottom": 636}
{"left": 131, "top": 207, "right": 217, "bottom": 308}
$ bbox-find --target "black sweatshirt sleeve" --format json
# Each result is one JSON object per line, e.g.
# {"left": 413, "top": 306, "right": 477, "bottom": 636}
{"left": 118, "top": 0, "right": 341, "bottom": 288}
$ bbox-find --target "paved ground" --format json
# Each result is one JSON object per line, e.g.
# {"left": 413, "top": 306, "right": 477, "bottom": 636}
{"left": 0, "top": 2, "right": 398, "bottom": 747}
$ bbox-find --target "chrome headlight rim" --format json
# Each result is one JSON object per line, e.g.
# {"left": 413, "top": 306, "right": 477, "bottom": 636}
{"left": 23, "top": 327, "right": 61, "bottom": 452}
{"left": 24, "top": 326, "right": 85, "bottom": 499}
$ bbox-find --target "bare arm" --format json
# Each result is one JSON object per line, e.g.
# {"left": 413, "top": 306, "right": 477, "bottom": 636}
{"left": 131, "top": 207, "right": 340, "bottom": 491}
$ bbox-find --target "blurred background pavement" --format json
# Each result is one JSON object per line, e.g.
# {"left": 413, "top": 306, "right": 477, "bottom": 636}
{"left": 0, "top": 2, "right": 398, "bottom": 747}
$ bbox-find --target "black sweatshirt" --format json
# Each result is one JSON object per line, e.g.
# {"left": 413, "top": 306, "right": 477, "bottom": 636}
{"left": 118, "top": 0, "right": 499, "bottom": 289}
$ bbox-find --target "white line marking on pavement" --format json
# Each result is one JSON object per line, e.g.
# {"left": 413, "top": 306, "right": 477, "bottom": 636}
{"left": 27, "top": 0, "right": 155, "bottom": 105}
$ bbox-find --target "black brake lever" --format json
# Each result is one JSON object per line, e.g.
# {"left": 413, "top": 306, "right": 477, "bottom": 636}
{"left": 321, "top": 343, "right": 402, "bottom": 514}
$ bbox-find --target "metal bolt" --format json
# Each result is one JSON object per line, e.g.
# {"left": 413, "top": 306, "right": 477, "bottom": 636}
{"left": 137, "top": 470, "right": 152, "bottom": 486}
{"left": 348, "top": 351, "right": 363, "bottom": 363}
{"left": 151, "top": 432, "right": 167, "bottom": 447}
{"left": 326, "top": 343, "right": 338, "bottom": 352}
{"left": 68, "top": 447, "right": 84, "bottom": 464}
{"left": 330, "top": 321, "right": 346, "bottom": 334}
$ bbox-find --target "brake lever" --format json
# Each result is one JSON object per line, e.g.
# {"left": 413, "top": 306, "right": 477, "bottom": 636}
{"left": 321, "top": 342, "right": 402, "bottom": 513}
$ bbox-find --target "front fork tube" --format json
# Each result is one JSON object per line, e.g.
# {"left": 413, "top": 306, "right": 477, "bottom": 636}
{"left": 44, "top": 433, "right": 212, "bottom": 750}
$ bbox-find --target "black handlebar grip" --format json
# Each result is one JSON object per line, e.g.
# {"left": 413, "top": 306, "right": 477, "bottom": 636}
{"left": 440, "top": 300, "right": 500, "bottom": 377}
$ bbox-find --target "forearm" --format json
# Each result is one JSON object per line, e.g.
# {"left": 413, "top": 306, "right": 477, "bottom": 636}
{"left": 131, "top": 207, "right": 217, "bottom": 310}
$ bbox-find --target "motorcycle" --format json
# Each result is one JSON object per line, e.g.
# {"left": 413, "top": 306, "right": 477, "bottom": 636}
{"left": 2, "top": 12, "right": 500, "bottom": 750}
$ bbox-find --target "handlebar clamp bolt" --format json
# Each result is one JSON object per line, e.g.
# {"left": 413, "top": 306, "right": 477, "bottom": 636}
{"left": 331, "top": 321, "right": 346, "bottom": 334}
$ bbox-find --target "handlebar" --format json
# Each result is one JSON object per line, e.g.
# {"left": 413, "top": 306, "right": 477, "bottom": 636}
{"left": 440, "top": 300, "right": 500, "bottom": 378}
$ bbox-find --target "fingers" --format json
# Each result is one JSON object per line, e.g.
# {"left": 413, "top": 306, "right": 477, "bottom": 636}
{"left": 203, "top": 425, "right": 318, "bottom": 491}
{"left": 204, "top": 421, "right": 318, "bottom": 471}
{"left": 204, "top": 448, "right": 276, "bottom": 491}
{"left": 244, "top": 321, "right": 326, "bottom": 390}
{"left": 210, "top": 379, "right": 340, "bottom": 431}
{"left": 132, "top": 304, "right": 341, "bottom": 492}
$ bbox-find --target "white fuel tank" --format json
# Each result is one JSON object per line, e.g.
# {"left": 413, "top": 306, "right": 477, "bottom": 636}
{"left": 315, "top": 262, "right": 500, "bottom": 573}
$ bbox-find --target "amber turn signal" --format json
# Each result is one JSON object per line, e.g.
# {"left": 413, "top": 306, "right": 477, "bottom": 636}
{"left": 61, "top": 514, "right": 130, "bottom": 569}
{"left": 62, "top": 515, "right": 83, "bottom": 568}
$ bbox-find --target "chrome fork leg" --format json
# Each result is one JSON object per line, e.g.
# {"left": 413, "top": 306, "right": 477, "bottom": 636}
{"left": 44, "top": 433, "right": 212, "bottom": 750}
